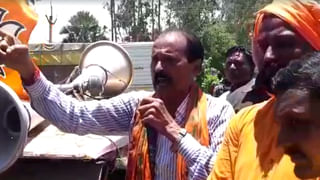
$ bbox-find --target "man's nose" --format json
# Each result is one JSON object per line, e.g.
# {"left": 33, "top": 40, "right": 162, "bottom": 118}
{"left": 264, "top": 46, "right": 276, "bottom": 64}
{"left": 230, "top": 63, "right": 236, "bottom": 70}
{"left": 155, "top": 60, "right": 164, "bottom": 71}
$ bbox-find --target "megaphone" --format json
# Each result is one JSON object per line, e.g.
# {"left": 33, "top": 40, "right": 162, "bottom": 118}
{"left": 0, "top": 81, "right": 30, "bottom": 174}
{"left": 56, "top": 41, "right": 133, "bottom": 98}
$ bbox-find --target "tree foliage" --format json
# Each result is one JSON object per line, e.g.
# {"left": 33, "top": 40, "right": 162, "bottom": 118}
{"left": 198, "top": 23, "right": 236, "bottom": 92}
{"left": 165, "top": 0, "right": 218, "bottom": 35}
{"left": 106, "top": 0, "right": 161, "bottom": 41}
{"left": 220, "top": 0, "right": 272, "bottom": 47}
{"left": 201, "top": 23, "right": 236, "bottom": 72}
{"left": 60, "top": 11, "right": 108, "bottom": 43}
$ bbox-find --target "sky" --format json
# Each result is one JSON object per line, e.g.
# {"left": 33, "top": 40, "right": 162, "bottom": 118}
{"left": 29, "top": 0, "right": 111, "bottom": 43}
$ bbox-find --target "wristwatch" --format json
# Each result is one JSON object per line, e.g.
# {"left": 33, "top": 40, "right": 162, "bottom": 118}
{"left": 170, "top": 128, "right": 188, "bottom": 153}
{"left": 178, "top": 128, "right": 188, "bottom": 141}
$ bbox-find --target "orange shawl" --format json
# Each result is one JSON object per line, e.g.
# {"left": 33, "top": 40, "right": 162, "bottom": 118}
{"left": 0, "top": 0, "right": 38, "bottom": 100}
{"left": 127, "top": 85, "right": 209, "bottom": 180}
{"left": 254, "top": 0, "right": 320, "bottom": 50}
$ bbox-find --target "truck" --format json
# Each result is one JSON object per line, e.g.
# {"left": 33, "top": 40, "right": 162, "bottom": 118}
{"left": 0, "top": 41, "right": 154, "bottom": 180}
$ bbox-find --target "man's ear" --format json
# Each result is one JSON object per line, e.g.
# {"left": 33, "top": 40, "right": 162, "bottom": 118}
{"left": 192, "top": 59, "right": 202, "bottom": 76}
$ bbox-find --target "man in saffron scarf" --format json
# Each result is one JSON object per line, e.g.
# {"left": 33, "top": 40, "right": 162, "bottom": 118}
{"left": 208, "top": 0, "right": 320, "bottom": 179}
{"left": 0, "top": 0, "right": 38, "bottom": 100}
{"left": 0, "top": 29, "right": 234, "bottom": 179}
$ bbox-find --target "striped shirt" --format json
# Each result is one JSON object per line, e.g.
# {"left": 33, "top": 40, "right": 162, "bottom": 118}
{"left": 24, "top": 74, "right": 234, "bottom": 180}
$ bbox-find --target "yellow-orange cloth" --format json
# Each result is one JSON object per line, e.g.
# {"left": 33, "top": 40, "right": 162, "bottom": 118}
{"left": 208, "top": 98, "right": 320, "bottom": 180}
{"left": 0, "top": 0, "right": 38, "bottom": 100}
{"left": 254, "top": 0, "right": 320, "bottom": 50}
{"left": 127, "top": 85, "right": 209, "bottom": 180}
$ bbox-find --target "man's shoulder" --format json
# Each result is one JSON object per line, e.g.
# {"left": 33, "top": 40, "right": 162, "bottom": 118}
{"left": 205, "top": 92, "right": 233, "bottom": 108}
{"left": 232, "top": 98, "right": 275, "bottom": 126}
{"left": 205, "top": 93, "right": 235, "bottom": 118}
{"left": 219, "top": 91, "right": 230, "bottom": 99}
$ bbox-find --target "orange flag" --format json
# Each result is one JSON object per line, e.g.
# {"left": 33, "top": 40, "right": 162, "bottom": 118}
{"left": 0, "top": 0, "right": 38, "bottom": 100}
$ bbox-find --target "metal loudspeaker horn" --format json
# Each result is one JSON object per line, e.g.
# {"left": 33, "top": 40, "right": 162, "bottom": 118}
{"left": 0, "top": 81, "right": 30, "bottom": 174}
{"left": 57, "top": 41, "right": 133, "bottom": 98}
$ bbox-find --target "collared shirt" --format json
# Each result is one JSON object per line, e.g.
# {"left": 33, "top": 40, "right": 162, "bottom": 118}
{"left": 25, "top": 74, "right": 234, "bottom": 180}
{"left": 220, "top": 78, "right": 270, "bottom": 112}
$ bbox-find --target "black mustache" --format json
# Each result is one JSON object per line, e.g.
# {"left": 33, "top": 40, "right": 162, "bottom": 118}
{"left": 154, "top": 72, "right": 172, "bottom": 82}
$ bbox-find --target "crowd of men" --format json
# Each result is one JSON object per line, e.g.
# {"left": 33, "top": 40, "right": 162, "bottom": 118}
{"left": 1, "top": 0, "right": 320, "bottom": 180}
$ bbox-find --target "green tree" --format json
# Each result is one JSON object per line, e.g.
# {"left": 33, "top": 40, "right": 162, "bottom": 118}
{"left": 219, "top": 0, "right": 272, "bottom": 47}
{"left": 60, "top": 11, "right": 108, "bottom": 43}
{"left": 198, "top": 23, "right": 236, "bottom": 93}
{"left": 109, "top": 0, "right": 154, "bottom": 42}
{"left": 165, "top": 0, "right": 218, "bottom": 35}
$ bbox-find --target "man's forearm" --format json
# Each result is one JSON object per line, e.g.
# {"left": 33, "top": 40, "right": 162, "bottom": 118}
{"left": 21, "top": 62, "right": 40, "bottom": 86}
{"left": 177, "top": 134, "right": 216, "bottom": 180}
{"left": 24, "top": 73, "right": 140, "bottom": 135}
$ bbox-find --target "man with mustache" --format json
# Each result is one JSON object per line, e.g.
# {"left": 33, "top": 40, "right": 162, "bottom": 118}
{"left": 273, "top": 52, "right": 320, "bottom": 179}
{"left": 0, "top": 29, "right": 234, "bottom": 180}
{"left": 208, "top": 0, "right": 320, "bottom": 179}
{"left": 219, "top": 46, "right": 256, "bottom": 112}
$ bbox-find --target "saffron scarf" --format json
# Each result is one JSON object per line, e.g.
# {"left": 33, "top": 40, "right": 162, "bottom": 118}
{"left": 126, "top": 84, "right": 209, "bottom": 180}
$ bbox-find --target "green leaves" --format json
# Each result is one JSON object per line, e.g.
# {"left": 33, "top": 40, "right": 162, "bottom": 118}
{"left": 113, "top": 0, "right": 155, "bottom": 41}
{"left": 165, "top": 0, "right": 218, "bottom": 35}
{"left": 221, "top": 0, "right": 272, "bottom": 47}
{"left": 196, "top": 23, "right": 236, "bottom": 93}
{"left": 60, "top": 11, "right": 108, "bottom": 43}
{"left": 202, "top": 23, "right": 236, "bottom": 72}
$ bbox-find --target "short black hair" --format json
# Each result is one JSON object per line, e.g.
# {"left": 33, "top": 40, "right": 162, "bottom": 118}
{"left": 157, "top": 29, "right": 204, "bottom": 63}
{"left": 226, "top": 46, "right": 254, "bottom": 70}
{"left": 272, "top": 52, "right": 320, "bottom": 97}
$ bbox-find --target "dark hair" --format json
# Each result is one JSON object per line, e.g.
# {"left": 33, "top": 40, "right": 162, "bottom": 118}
{"left": 157, "top": 29, "right": 204, "bottom": 63}
{"left": 226, "top": 46, "right": 254, "bottom": 70}
{"left": 272, "top": 52, "right": 320, "bottom": 97}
